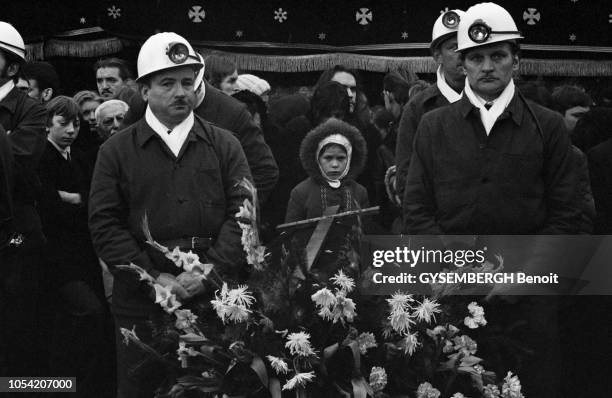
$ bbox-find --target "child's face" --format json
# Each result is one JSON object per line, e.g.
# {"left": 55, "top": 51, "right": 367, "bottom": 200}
{"left": 319, "top": 144, "right": 348, "bottom": 179}
{"left": 48, "top": 114, "right": 79, "bottom": 149}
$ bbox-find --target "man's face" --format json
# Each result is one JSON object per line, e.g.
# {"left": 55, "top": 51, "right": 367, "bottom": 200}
{"left": 383, "top": 91, "right": 402, "bottom": 120}
{"left": 331, "top": 71, "right": 357, "bottom": 113}
{"left": 48, "top": 115, "right": 79, "bottom": 149}
{"left": 219, "top": 70, "right": 239, "bottom": 95}
{"left": 434, "top": 37, "right": 464, "bottom": 86}
{"left": 563, "top": 105, "right": 590, "bottom": 131}
{"left": 26, "top": 79, "right": 41, "bottom": 101}
{"left": 0, "top": 51, "right": 18, "bottom": 86}
{"left": 462, "top": 42, "right": 518, "bottom": 102}
{"left": 141, "top": 66, "right": 196, "bottom": 128}
{"left": 80, "top": 100, "right": 102, "bottom": 131}
{"left": 96, "top": 66, "right": 124, "bottom": 98}
{"left": 96, "top": 103, "right": 126, "bottom": 140}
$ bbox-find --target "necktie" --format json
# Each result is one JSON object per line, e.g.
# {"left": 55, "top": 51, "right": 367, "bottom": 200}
{"left": 66, "top": 151, "right": 71, "bottom": 162}
{"left": 484, "top": 102, "right": 493, "bottom": 111}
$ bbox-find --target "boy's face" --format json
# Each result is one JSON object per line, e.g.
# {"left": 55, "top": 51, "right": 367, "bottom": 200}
{"left": 319, "top": 144, "right": 348, "bottom": 180}
{"left": 48, "top": 114, "right": 79, "bottom": 149}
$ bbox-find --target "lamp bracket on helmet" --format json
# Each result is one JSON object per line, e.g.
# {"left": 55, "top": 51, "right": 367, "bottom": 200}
{"left": 166, "top": 42, "right": 199, "bottom": 65}
{"left": 468, "top": 20, "right": 521, "bottom": 44}
{"left": 442, "top": 11, "right": 460, "bottom": 29}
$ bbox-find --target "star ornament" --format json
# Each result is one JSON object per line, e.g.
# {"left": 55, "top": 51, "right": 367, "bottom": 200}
{"left": 79, "top": 17, "right": 86, "bottom": 24}
{"left": 401, "top": 32, "right": 409, "bottom": 40}
{"left": 317, "top": 32, "right": 326, "bottom": 40}
{"left": 569, "top": 33, "right": 577, "bottom": 41}
{"left": 235, "top": 30, "right": 244, "bottom": 38}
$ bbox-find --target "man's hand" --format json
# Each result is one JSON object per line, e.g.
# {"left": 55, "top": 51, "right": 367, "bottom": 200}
{"left": 58, "top": 190, "right": 82, "bottom": 205}
{"left": 176, "top": 272, "right": 206, "bottom": 298}
{"left": 156, "top": 272, "right": 189, "bottom": 300}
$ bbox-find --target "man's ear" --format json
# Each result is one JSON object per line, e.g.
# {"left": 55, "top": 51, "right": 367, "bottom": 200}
{"left": 512, "top": 54, "right": 520, "bottom": 72}
{"left": 140, "top": 84, "right": 150, "bottom": 102}
{"left": 41, "top": 88, "right": 53, "bottom": 102}
{"left": 432, "top": 48, "right": 442, "bottom": 65}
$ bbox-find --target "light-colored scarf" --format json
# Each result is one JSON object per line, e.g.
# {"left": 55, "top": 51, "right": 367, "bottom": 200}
{"left": 436, "top": 65, "right": 462, "bottom": 104}
{"left": 463, "top": 78, "right": 515, "bottom": 136}
{"left": 316, "top": 134, "right": 352, "bottom": 188}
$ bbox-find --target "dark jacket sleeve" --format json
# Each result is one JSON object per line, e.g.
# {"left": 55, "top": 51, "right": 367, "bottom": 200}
{"left": 539, "top": 112, "right": 582, "bottom": 234}
{"left": 588, "top": 143, "right": 612, "bottom": 233}
{"left": 402, "top": 117, "right": 444, "bottom": 234}
{"left": 230, "top": 107, "right": 279, "bottom": 203}
{"left": 570, "top": 146, "right": 595, "bottom": 234}
{"left": 395, "top": 99, "right": 420, "bottom": 202}
{"left": 88, "top": 141, "right": 159, "bottom": 278}
{"left": 285, "top": 185, "right": 307, "bottom": 223}
{"left": 205, "top": 131, "right": 253, "bottom": 277}
{"left": 0, "top": 126, "right": 13, "bottom": 236}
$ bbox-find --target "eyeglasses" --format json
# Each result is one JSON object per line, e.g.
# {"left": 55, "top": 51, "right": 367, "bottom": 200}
{"left": 442, "top": 11, "right": 460, "bottom": 29}
{"left": 166, "top": 42, "right": 200, "bottom": 65}
{"left": 468, "top": 20, "right": 521, "bottom": 44}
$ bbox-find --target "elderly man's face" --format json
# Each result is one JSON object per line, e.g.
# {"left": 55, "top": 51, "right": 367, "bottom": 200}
{"left": 97, "top": 103, "right": 126, "bottom": 140}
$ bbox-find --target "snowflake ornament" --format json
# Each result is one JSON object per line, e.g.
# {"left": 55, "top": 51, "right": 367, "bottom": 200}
{"left": 79, "top": 17, "right": 86, "bottom": 24}
{"left": 317, "top": 32, "right": 326, "bottom": 40}
{"left": 401, "top": 31, "right": 409, "bottom": 40}
{"left": 235, "top": 30, "right": 243, "bottom": 38}
{"left": 569, "top": 33, "right": 577, "bottom": 41}
{"left": 523, "top": 8, "right": 541, "bottom": 25}
{"left": 188, "top": 5, "right": 206, "bottom": 23}
{"left": 356, "top": 8, "right": 373, "bottom": 25}
{"left": 107, "top": 5, "right": 121, "bottom": 19}
{"left": 274, "top": 8, "right": 288, "bottom": 23}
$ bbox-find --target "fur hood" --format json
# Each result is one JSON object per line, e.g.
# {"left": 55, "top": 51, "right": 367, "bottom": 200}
{"left": 299, "top": 118, "right": 367, "bottom": 185}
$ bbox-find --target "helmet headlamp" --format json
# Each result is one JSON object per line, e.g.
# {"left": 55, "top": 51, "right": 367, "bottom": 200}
{"left": 468, "top": 20, "right": 521, "bottom": 44}
{"left": 166, "top": 42, "right": 199, "bottom": 64}
{"left": 442, "top": 11, "right": 460, "bottom": 29}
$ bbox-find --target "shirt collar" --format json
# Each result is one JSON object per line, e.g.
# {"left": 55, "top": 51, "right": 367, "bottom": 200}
{"left": 47, "top": 136, "right": 71, "bottom": 159}
{"left": 145, "top": 106, "right": 194, "bottom": 136}
{"left": 436, "top": 66, "right": 462, "bottom": 104}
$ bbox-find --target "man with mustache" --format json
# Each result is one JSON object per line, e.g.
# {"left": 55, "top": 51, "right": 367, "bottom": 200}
{"left": 403, "top": 2, "right": 578, "bottom": 235}
{"left": 395, "top": 8, "right": 465, "bottom": 203}
{"left": 94, "top": 57, "right": 132, "bottom": 99}
{"left": 89, "top": 32, "right": 252, "bottom": 398}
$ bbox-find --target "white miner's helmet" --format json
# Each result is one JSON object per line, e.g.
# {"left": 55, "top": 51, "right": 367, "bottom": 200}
{"left": 431, "top": 9, "right": 465, "bottom": 50}
{"left": 0, "top": 22, "right": 25, "bottom": 61}
{"left": 136, "top": 32, "right": 203, "bottom": 82}
{"left": 456, "top": 2, "right": 523, "bottom": 52}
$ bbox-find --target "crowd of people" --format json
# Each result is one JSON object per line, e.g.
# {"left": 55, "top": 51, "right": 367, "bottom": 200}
{"left": 1, "top": 1, "right": 612, "bottom": 397}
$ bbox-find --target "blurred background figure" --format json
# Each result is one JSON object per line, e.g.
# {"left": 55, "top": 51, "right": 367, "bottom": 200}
{"left": 235, "top": 73, "right": 271, "bottom": 103}
{"left": 21, "top": 61, "right": 60, "bottom": 103}
{"left": 551, "top": 84, "right": 592, "bottom": 132}
{"left": 204, "top": 54, "right": 239, "bottom": 95}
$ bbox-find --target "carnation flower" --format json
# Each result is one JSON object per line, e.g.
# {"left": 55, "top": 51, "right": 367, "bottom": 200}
{"left": 368, "top": 366, "right": 387, "bottom": 393}
{"left": 266, "top": 355, "right": 289, "bottom": 375}
{"left": 464, "top": 302, "right": 487, "bottom": 329}
{"left": 357, "top": 332, "right": 378, "bottom": 355}
{"left": 483, "top": 384, "right": 501, "bottom": 398}
{"left": 330, "top": 270, "right": 355, "bottom": 293}
{"left": 332, "top": 295, "right": 356, "bottom": 324}
{"left": 285, "top": 332, "right": 316, "bottom": 357}
{"left": 401, "top": 332, "right": 421, "bottom": 356}
{"left": 413, "top": 297, "right": 441, "bottom": 324}
{"left": 452, "top": 335, "right": 478, "bottom": 356}
{"left": 282, "top": 371, "right": 315, "bottom": 390}
{"left": 211, "top": 283, "right": 254, "bottom": 323}
{"left": 311, "top": 288, "right": 336, "bottom": 308}
{"left": 387, "top": 291, "right": 414, "bottom": 314}
{"left": 416, "top": 382, "right": 441, "bottom": 398}
{"left": 174, "top": 309, "right": 198, "bottom": 331}
{"left": 502, "top": 371, "right": 524, "bottom": 398}
{"left": 389, "top": 310, "right": 415, "bottom": 336}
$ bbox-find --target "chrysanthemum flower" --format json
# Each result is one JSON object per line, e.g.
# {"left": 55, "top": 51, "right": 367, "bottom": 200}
{"left": 282, "top": 371, "right": 315, "bottom": 390}
{"left": 330, "top": 270, "right": 355, "bottom": 293}
{"left": 266, "top": 355, "right": 289, "bottom": 375}
{"left": 401, "top": 332, "right": 421, "bottom": 356}
{"left": 311, "top": 288, "right": 336, "bottom": 308}
{"left": 285, "top": 332, "right": 315, "bottom": 357}
{"left": 387, "top": 291, "right": 414, "bottom": 314}
{"left": 416, "top": 382, "right": 441, "bottom": 398}
{"left": 332, "top": 295, "right": 356, "bottom": 324}
{"left": 413, "top": 297, "right": 441, "bottom": 324}
{"left": 502, "top": 371, "right": 524, "bottom": 398}
{"left": 389, "top": 310, "right": 415, "bottom": 336}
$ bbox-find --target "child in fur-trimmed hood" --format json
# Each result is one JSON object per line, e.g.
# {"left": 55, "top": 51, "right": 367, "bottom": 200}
{"left": 285, "top": 118, "right": 369, "bottom": 223}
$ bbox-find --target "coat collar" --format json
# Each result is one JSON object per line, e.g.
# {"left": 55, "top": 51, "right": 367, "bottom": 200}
{"left": 0, "top": 86, "right": 22, "bottom": 114}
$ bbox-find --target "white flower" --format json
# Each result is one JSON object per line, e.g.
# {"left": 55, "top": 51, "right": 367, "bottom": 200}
{"left": 177, "top": 341, "right": 199, "bottom": 362}
{"left": 413, "top": 297, "right": 441, "bottom": 324}
{"left": 153, "top": 283, "right": 181, "bottom": 313}
{"left": 502, "top": 371, "right": 524, "bottom": 398}
{"left": 227, "top": 285, "right": 255, "bottom": 307}
{"left": 226, "top": 304, "right": 250, "bottom": 323}
{"left": 389, "top": 310, "right": 415, "bottom": 336}
{"left": 282, "top": 371, "right": 315, "bottom": 390}
{"left": 330, "top": 269, "right": 355, "bottom": 293}
{"left": 166, "top": 246, "right": 183, "bottom": 267}
{"left": 357, "top": 332, "right": 377, "bottom": 355}
{"left": 285, "top": 332, "right": 315, "bottom": 357}
{"left": 468, "top": 302, "right": 485, "bottom": 317}
{"left": 311, "top": 288, "right": 336, "bottom": 308}
{"left": 266, "top": 355, "right": 289, "bottom": 375}
{"left": 318, "top": 306, "right": 334, "bottom": 321}
{"left": 120, "top": 326, "right": 138, "bottom": 345}
{"left": 451, "top": 393, "right": 468, "bottom": 398}
{"left": 483, "top": 384, "right": 501, "bottom": 398}
{"left": 416, "top": 382, "right": 441, "bottom": 398}
{"left": 464, "top": 302, "right": 487, "bottom": 329}
{"left": 210, "top": 283, "right": 254, "bottom": 323}
{"left": 174, "top": 309, "right": 198, "bottom": 330}
{"left": 452, "top": 335, "right": 478, "bottom": 355}
{"left": 332, "top": 295, "right": 356, "bottom": 324}
{"left": 368, "top": 366, "right": 387, "bottom": 393}
{"left": 180, "top": 250, "right": 200, "bottom": 271}
{"left": 387, "top": 291, "right": 414, "bottom": 314}
{"left": 401, "top": 332, "right": 421, "bottom": 356}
